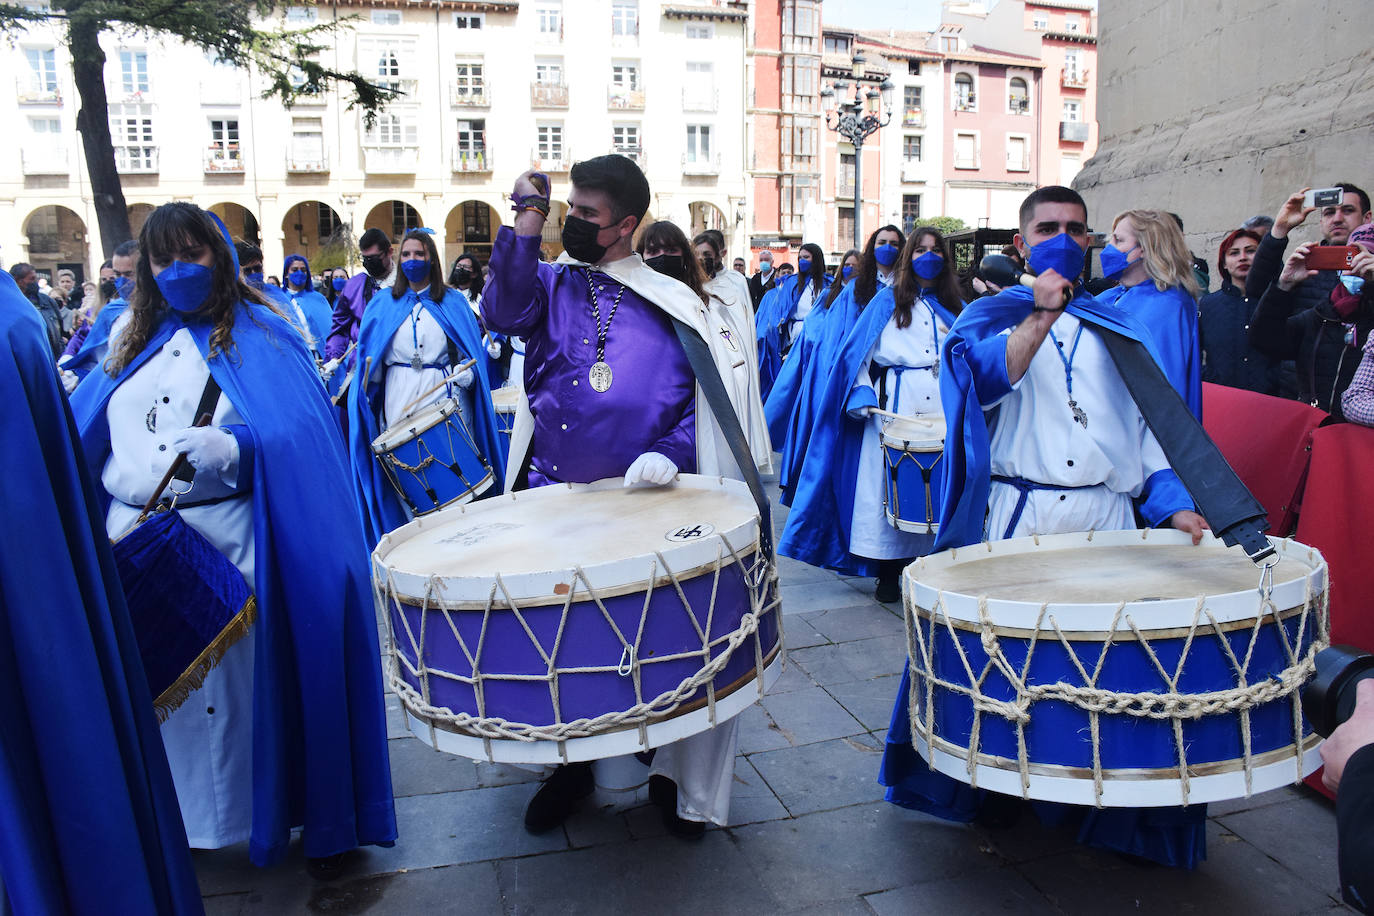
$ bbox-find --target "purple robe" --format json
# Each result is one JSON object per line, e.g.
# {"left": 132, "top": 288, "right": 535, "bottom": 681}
{"left": 326, "top": 273, "right": 382, "bottom": 361}
{"left": 482, "top": 226, "right": 696, "bottom": 485}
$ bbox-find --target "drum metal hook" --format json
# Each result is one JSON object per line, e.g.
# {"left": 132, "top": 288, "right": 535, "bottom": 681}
{"left": 618, "top": 646, "right": 635, "bottom": 677}
{"left": 1256, "top": 557, "right": 1278, "bottom": 606}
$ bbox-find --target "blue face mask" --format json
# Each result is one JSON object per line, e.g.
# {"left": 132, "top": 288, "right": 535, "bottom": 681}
{"left": 244, "top": 270, "right": 265, "bottom": 290}
{"left": 155, "top": 260, "right": 215, "bottom": 314}
{"left": 797, "top": 257, "right": 812, "bottom": 274}
{"left": 841, "top": 264, "right": 854, "bottom": 280}
{"left": 401, "top": 259, "right": 430, "bottom": 284}
{"left": 1027, "top": 232, "right": 1086, "bottom": 282}
{"left": 288, "top": 268, "right": 308, "bottom": 288}
{"left": 1098, "top": 242, "right": 1138, "bottom": 280}
{"left": 912, "top": 251, "right": 944, "bottom": 281}
{"left": 332, "top": 276, "right": 347, "bottom": 292}
{"left": 114, "top": 276, "right": 134, "bottom": 300}
{"left": 874, "top": 243, "right": 900, "bottom": 267}
{"left": 1340, "top": 274, "right": 1366, "bottom": 296}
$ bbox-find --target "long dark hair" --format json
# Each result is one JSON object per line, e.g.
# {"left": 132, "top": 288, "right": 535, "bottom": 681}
{"left": 853, "top": 224, "right": 904, "bottom": 309}
{"left": 824, "top": 248, "right": 861, "bottom": 308}
{"left": 636, "top": 220, "right": 710, "bottom": 305}
{"left": 391, "top": 229, "right": 448, "bottom": 299}
{"left": 450, "top": 252, "right": 484, "bottom": 302}
{"left": 797, "top": 243, "right": 826, "bottom": 295}
{"left": 109, "top": 202, "right": 274, "bottom": 374}
{"left": 892, "top": 227, "right": 963, "bottom": 328}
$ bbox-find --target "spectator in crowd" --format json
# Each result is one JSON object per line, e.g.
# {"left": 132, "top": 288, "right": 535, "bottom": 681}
{"left": 733, "top": 257, "right": 746, "bottom": 274}
{"left": 326, "top": 227, "right": 395, "bottom": 363}
{"left": 1247, "top": 183, "right": 1371, "bottom": 304}
{"left": 1250, "top": 205, "right": 1374, "bottom": 419}
{"left": 1336, "top": 224, "right": 1374, "bottom": 425}
{"left": 9, "top": 262, "right": 63, "bottom": 358}
{"left": 776, "top": 262, "right": 795, "bottom": 279}
{"left": 1242, "top": 214, "right": 1275, "bottom": 235}
{"left": 1199, "top": 228, "right": 1278, "bottom": 394}
{"left": 1170, "top": 213, "right": 1211, "bottom": 294}
{"left": 747, "top": 250, "right": 778, "bottom": 310}
{"left": 1319, "top": 679, "right": 1374, "bottom": 912}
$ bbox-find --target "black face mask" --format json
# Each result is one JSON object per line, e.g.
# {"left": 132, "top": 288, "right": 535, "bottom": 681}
{"left": 645, "top": 253, "right": 687, "bottom": 282}
{"left": 700, "top": 256, "right": 717, "bottom": 277}
{"left": 361, "top": 254, "right": 388, "bottom": 279}
{"left": 100, "top": 279, "right": 118, "bottom": 299}
{"left": 561, "top": 214, "right": 611, "bottom": 264}
{"left": 450, "top": 266, "right": 473, "bottom": 286}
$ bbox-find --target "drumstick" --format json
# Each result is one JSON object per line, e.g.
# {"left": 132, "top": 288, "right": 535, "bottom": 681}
{"left": 332, "top": 353, "right": 368, "bottom": 407}
{"left": 141, "top": 409, "right": 214, "bottom": 516}
{"left": 395, "top": 357, "right": 478, "bottom": 418}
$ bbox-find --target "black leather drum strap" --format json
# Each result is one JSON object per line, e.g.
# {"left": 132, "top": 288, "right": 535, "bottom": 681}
{"left": 172, "top": 374, "right": 223, "bottom": 485}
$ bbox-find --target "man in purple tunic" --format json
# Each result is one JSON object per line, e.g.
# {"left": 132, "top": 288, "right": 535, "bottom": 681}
{"left": 482, "top": 155, "right": 739, "bottom": 838}
{"left": 324, "top": 227, "right": 396, "bottom": 363}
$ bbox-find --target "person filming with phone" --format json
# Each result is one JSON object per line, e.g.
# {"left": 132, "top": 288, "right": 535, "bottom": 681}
{"left": 1247, "top": 184, "right": 1374, "bottom": 418}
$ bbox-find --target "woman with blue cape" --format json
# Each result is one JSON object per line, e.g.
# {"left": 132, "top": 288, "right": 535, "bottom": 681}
{"left": 347, "top": 228, "right": 504, "bottom": 545}
{"left": 280, "top": 252, "right": 333, "bottom": 362}
{"left": 1094, "top": 209, "right": 1203, "bottom": 418}
{"left": 754, "top": 243, "right": 830, "bottom": 402}
{"left": 70, "top": 202, "right": 396, "bottom": 876}
{"left": 780, "top": 226, "right": 963, "bottom": 602}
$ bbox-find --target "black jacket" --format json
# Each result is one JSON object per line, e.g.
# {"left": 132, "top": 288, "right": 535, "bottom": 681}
{"left": 1245, "top": 231, "right": 1342, "bottom": 309}
{"left": 22, "top": 288, "right": 63, "bottom": 359}
{"left": 1198, "top": 281, "right": 1279, "bottom": 395}
{"left": 747, "top": 271, "right": 776, "bottom": 310}
{"left": 1338, "top": 744, "right": 1374, "bottom": 913}
{"left": 1248, "top": 278, "right": 1373, "bottom": 420}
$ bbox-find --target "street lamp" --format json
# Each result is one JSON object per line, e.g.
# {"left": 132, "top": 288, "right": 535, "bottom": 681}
{"left": 821, "top": 51, "right": 894, "bottom": 249}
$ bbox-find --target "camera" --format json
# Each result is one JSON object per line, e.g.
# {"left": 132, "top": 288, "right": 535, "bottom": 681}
{"left": 1303, "top": 645, "right": 1374, "bottom": 738}
{"left": 1304, "top": 187, "right": 1344, "bottom": 209}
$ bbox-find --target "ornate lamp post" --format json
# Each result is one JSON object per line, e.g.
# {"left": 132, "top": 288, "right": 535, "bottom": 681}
{"left": 820, "top": 51, "right": 894, "bottom": 249}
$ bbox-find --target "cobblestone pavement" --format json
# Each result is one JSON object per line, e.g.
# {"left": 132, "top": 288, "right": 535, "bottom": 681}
{"left": 197, "top": 483, "right": 1353, "bottom": 915}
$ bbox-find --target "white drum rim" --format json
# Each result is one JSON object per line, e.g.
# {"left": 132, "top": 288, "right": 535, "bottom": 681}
{"left": 885, "top": 508, "right": 938, "bottom": 535}
{"left": 905, "top": 530, "right": 1326, "bottom": 630}
{"left": 371, "top": 395, "right": 467, "bottom": 453}
{"left": 374, "top": 474, "right": 763, "bottom": 607}
{"left": 491, "top": 386, "right": 522, "bottom": 414}
{"left": 880, "top": 415, "right": 946, "bottom": 451}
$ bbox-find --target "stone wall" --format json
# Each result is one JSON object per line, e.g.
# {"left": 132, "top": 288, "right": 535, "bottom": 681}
{"left": 1073, "top": 0, "right": 1374, "bottom": 269}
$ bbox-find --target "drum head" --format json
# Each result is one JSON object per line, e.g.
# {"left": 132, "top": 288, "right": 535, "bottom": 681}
{"left": 492, "top": 386, "right": 522, "bottom": 414}
{"left": 373, "top": 396, "right": 462, "bottom": 451}
{"left": 375, "top": 475, "right": 761, "bottom": 606}
{"left": 881, "top": 414, "right": 946, "bottom": 449}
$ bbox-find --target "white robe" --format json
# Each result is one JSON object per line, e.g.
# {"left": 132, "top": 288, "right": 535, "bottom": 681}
{"left": 704, "top": 273, "right": 773, "bottom": 474}
{"left": 102, "top": 327, "right": 256, "bottom": 849}
{"left": 848, "top": 299, "right": 947, "bottom": 560}
{"left": 380, "top": 297, "right": 472, "bottom": 430}
{"left": 984, "top": 312, "right": 1174, "bottom": 539}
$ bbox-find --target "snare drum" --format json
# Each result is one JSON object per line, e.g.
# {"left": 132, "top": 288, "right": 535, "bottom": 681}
{"left": 371, "top": 396, "right": 494, "bottom": 516}
{"left": 881, "top": 415, "right": 947, "bottom": 534}
{"left": 904, "top": 530, "right": 1328, "bottom": 807}
{"left": 372, "top": 475, "right": 782, "bottom": 763}
{"left": 491, "top": 385, "right": 520, "bottom": 437}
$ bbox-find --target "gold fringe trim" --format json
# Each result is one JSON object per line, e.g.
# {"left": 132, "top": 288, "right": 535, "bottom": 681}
{"left": 153, "top": 596, "right": 258, "bottom": 723}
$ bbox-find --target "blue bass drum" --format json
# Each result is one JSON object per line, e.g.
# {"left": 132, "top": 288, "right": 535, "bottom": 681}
{"left": 881, "top": 415, "right": 946, "bottom": 535}
{"left": 903, "top": 530, "right": 1327, "bottom": 807}
{"left": 371, "top": 395, "right": 495, "bottom": 516}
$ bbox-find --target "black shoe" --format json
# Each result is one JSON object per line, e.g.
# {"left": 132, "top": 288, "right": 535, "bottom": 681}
{"left": 524, "top": 762, "right": 594, "bottom": 834}
{"left": 305, "top": 851, "right": 350, "bottom": 881}
{"left": 874, "top": 577, "right": 902, "bottom": 604}
{"left": 648, "top": 775, "right": 706, "bottom": 840}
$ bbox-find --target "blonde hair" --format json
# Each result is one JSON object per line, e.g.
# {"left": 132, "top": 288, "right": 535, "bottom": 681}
{"left": 1112, "top": 209, "right": 1199, "bottom": 298}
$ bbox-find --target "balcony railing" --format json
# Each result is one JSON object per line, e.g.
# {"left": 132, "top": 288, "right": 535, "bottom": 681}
{"left": 530, "top": 81, "right": 569, "bottom": 108}
{"left": 837, "top": 179, "right": 856, "bottom": 200}
{"left": 363, "top": 145, "right": 419, "bottom": 173}
{"left": 21, "top": 147, "right": 68, "bottom": 175}
{"left": 450, "top": 82, "right": 489, "bottom": 108}
{"left": 27, "top": 232, "right": 62, "bottom": 253}
{"left": 902, "top": 109, "right": 925, "bottom": 128}
{"left": 613, "top": 145, "right": 643, "bottom": 166}
{"left": 953, "top": 94, "right": 976, "bottom": 112}
{"left": 199, "top": 77, "right": 243, "bottom": 106}
{"left": 1060, "top": 120, "right": 1090, "bottom": 143}
{"left": 781, "top": 214, "right": 805, "bottom": 235}
{"left": 682, "top": 87, "right": 718, "bottom": 113}
{"left": 17, "top": 77, "right": 61, "bottom": 105}
{"left": 1062, "top": 69, "right": 1089, "bottom": 89}
{"left": 378, "top": 79, "right": 419, "bottom": 100}
{"left": 607, "top": 86, "right": 645, "bottom": 110}
{"left": 532, "top": 147, "right": 572, "bottom": 172}
{"left": 1006, "top": 156, "right": 1031, "bottom": 172}
{"left": 115, "top": 146, "right": 159, "bottom": 174}
{"left": 681, "top": 152, "right": 721, "bottom": 175}
{"left": 953, "top": 154, "right": 979, "bottom": 170}
{"left": 204, "top": 150, "right": 245, "bottom": 173}
{"left": 1010, "top": 98, "right": 1030, "bottom": 115}
{"left": 452, "top": 147, "right": 492, "bottom": 172}
{"left": 900, "top": 160, "right": 924, "bottom": 183}
{"left": 285, "top": 151, "right": 329, "bottom": 172}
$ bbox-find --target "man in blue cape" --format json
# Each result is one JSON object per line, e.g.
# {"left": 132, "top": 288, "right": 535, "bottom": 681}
{"left": 71, "top": 217, "right": 396, "bottom": 870}
{"left": 878, "top": 186, "right": 1213, "bottom": 869}
{"left": 1, "top": 270, "right": 203, "bottom": 914}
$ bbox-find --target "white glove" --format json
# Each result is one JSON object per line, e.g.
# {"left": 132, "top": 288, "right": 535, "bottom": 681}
{"left": 486, "top": 339, "right": 502, "bottom": 358}
{"left": 61, "top": 369, "right": 79, "bottom": 394}
{"left": 846, "top": 403, "right": 873, "bottom": 420}
{"left": 454, "top": 367, "right": 475, "bottom": 389}
{"left": 320, "top": 357, "right": 341, "bottom": 379}
{"left": 623, "top": 451, "right": 678, "bottom": 487}
{"left": 171, "top": 426, "right": 239, "bottom": 474}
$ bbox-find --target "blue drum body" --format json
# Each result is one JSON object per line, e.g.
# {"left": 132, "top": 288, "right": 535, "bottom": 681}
{"left": 881, "top": 416, "right": 946, "bottom": 535}
{"left": 372, "top": 396, "right": 494, "bottom": 516}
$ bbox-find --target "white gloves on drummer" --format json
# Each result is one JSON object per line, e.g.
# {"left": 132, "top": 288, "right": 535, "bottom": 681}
{"left": 320, "top": 357, "right": 341, "bottom": 380}
{"left": 454, "top": 367, "right": 475, "bottom": 389}
{"left": 623, "top": 451, "right": 678, "bottom": 487}
{"left": 60, "top": 369, "right": 79, "bottom": 394}
{"left": 486, "top": 339, "right": 502, "bottom": 359}
{"left": 171, "top": 426, "right": 239, "bottom": 475}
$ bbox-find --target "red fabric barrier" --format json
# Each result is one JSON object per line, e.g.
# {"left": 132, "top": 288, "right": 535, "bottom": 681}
{"left": 1201, "top": 383, "right": 1326, "bottom": 536}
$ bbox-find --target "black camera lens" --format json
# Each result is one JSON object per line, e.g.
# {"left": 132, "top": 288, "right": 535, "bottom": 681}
{"left": 1302, "top": 645, "right": 1374, "bottom": 739}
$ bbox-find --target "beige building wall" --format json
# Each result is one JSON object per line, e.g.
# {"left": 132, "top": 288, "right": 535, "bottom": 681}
{"left": 1073, "top": 0, "right": 1374, "bottom": 260}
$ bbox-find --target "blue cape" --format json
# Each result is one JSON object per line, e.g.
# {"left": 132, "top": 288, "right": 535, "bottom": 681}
{"left": 779, "top": 287, "right": 958, "bottom": 575}
{"left": 347, "top": 286, "right": 505, "bottom": 545}
{"left": 71, "top": 301, "right": 397, "bottom": 867}
{"left": 1095, "top": 282, "right": 1203, "bottom": 419}
{"left": 0, "top": 273, "right": 203, "bottom": 915}
{"left": 282, "top": 253, "right": 332, "bottom": 356}
{"left": 65, "top": 298, "right": 128, "bottom": 380}
{"left": 934, "top": 285, "right": 1193, "bottom": 552}
{"left": 755, "top": 273, "right": 832, "bottom": 402}
{"left": 763, "top": 281, "right": 858, "bottom": 502}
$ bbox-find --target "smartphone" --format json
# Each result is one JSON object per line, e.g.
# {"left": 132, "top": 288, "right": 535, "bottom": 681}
{"left": 1304, "top": 187, "right": 1344, "bottom": 209}
{"left": 1305, "top": 245, "right": 1358, "bottom": 271}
